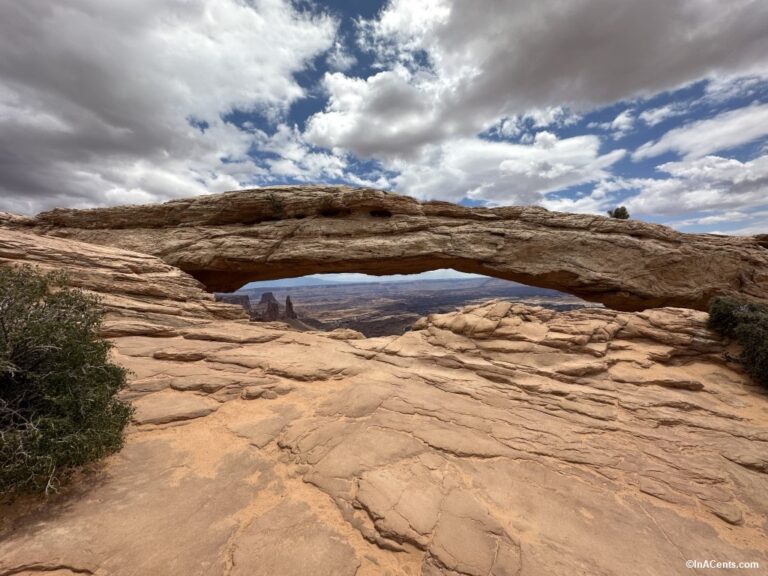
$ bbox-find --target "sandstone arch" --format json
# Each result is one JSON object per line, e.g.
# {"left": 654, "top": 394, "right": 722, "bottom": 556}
{"left": 21, "top": 186, "right": 768, "bottom": 311}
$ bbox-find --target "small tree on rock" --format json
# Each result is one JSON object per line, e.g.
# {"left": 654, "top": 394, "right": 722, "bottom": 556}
{"left": 607, "top": 206, "right": 630, "bottom": 219}
{"left": 0, "top": 266, "right": 132, "bottom": 499}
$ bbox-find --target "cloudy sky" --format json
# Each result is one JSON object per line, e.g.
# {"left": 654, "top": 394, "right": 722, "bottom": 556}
{"left": 1, "top": 0, "right": 768, "bottom": 236}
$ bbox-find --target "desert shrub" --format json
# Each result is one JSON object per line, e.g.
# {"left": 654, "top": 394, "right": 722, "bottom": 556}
{"left": 708, "top": 296, "right": 768, "bottom": 388}
{"left": 607, "top": 206, "right": 630, "bottom": 219}
{"left": 708, "top": 297, "right": 754, "bottom": 337}
{"left": 0, "top": 266, "right": 132, "bottom": 499}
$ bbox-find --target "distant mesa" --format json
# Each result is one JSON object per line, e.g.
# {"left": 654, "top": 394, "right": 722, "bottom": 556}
{"left": 216, "top": 291, "right": 302, "bottom": 325}
{"left": 252, "top": 292, "right": 281, "bottom": 322}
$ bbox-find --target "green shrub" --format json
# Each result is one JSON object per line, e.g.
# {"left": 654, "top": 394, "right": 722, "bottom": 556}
{"left": 607, "top": 206, "right": 630, "bottom": 219}
{"left": 708, "top": 296, "right": 768, "bottom": 388}
{"left": 0, "top": 266, "right": 132, "bottom": 499}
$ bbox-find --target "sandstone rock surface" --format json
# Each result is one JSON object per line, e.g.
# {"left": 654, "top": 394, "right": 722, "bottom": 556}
{"left": 1, "top": 222, "right": 767, "bottom": 576}
{"left": 12, "top": 185, "right": 768, "bottom": 311}
{"left": 0, "top": 228, "right": 247, "bottom": 337}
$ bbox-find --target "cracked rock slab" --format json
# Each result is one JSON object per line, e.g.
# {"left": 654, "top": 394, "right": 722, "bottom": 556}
{"left": 131, "top": 391, "right": 220, "bottom": 424}
{"left": 230, "top": 501, "right": 360, "bottom": 576}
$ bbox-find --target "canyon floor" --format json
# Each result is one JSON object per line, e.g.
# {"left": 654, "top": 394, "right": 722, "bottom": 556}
{"left": 1, "top": 192, "right": 768, "bottom": 575}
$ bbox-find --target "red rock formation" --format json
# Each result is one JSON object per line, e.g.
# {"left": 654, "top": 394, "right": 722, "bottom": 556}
{"left": 0, "top": 226, "right": 767, "bottom": 575}
{"left": 251, "top": 291, "right": 280, "bottom": 321}
{"left": 16, "top": 185, "right": 768, "bottom": 312}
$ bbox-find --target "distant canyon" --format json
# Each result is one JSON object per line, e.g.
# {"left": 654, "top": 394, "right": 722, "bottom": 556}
{"left": 219, "top": 277, "right": 599, "bottom": 337}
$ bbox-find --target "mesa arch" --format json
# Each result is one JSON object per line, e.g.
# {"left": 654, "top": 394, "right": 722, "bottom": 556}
{"left": 17, "top": 185, "right": 768, "bottom": 312}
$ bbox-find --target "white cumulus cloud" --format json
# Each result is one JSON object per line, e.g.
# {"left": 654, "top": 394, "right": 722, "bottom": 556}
{"left": 634, "top": 103, "right": 768, "bottom": 160}
{"left": 391, "top": 132, "right": 625, "bottom": 205}
{"left": 638, "top": 103, "right": 690, "bottom": 127}
{"left": 628, "top": 154, "right": 768, "bottom": 215}
{"left": 0, "top": 0, "right": 337, "bottom": 213}
{"left": 307, "top": 0, "right": 768, "bottom": 159}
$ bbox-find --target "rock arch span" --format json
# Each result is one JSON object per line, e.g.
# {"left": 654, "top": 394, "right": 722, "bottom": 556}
{"left": 21, "top": 186, "right": 768, "bottom": 312}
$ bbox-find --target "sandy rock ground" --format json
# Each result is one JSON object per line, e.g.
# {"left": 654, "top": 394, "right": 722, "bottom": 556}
{"left": 1, "top": 227, "right": 767, "bottom": 575}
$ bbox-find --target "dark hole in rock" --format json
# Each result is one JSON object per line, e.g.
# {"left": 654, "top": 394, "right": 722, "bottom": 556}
{"left": 369, "top": 209, "right": 393, "bottom": 218}
{"left": 318, "top": 207, "right": 352, "bottom": 217}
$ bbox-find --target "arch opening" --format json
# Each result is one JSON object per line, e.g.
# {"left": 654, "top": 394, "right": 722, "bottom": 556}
{"left": 190, "top": 255, "right": 617, "bottom": 307}
{"left": 215, "top": 268, "right": 600, "bottom": 337}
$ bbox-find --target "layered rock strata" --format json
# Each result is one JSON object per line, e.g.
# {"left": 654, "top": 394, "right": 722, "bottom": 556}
{"left": 0, "top": 228, "right": 246, "bottom": 337}
{"left": 11, "top": 186, "right": 768, "bottom": 311}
